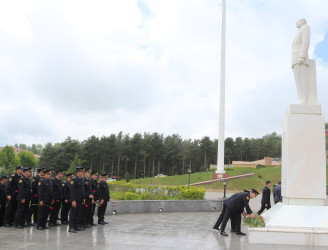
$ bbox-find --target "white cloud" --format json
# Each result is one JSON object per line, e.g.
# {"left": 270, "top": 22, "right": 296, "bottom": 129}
{"left": 0, "top": 0, "right": 328, "bottom": 145}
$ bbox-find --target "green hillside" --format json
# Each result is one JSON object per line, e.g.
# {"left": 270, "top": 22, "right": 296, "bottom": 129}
{"left": 131, "top": 166, "right": 328, "bottom": 192}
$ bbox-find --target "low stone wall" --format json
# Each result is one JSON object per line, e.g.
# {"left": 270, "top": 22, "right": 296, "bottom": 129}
{"left": 104, "top": 199, "right": 223, "bottom": 215}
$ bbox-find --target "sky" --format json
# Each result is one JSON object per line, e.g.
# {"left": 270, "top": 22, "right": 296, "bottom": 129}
{"left": 0, "top": 0, "right": 328, "bottom": 145}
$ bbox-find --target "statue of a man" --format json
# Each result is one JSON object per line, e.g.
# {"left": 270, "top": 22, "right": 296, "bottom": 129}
{"left": 292, "top": 18, "right": 316, "bottom": 105}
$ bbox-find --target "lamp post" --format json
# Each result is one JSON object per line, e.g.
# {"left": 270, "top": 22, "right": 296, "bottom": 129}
{"left": 223, "top": 179, "right": 227, "bottom": 198}
{"left": 188, "top": 168, "right": 192, "bottom": 189}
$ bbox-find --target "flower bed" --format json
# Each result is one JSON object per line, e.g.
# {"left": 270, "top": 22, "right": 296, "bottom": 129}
{"left": 108, "top": 181, "right": 205, "bottom": 200}
{"left": 243, "top": 214, "right": 265, "bottom": 228}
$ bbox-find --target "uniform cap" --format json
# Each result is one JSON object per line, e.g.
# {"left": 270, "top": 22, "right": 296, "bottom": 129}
{"left": 66, "top": 173, "right": 73, "bottom": 177}
{"left": 44, "top": 169, "right": 52, "bottom": 175}
{"left": 76, "top": 167, "right": 85, "bottom": 172}
{"left": 16, "top": 165, "right": 23, "bottom": 170}
{"left": 101, "top": 173, "right": 108, "bottom": 177}
{"left": 37, "top": 168, "right": 45, "bottom": 173}
{"left": 251, "top": 189, "right": 259, "bottom": 195}
{"left": 84, "top": 168, "right": 90, "bottom": 173}
{"left": 23, "top": 167, "right": 32, "bottom": 172}
{"left": 0, "top": 175, "right": 8, "bottom": 181}
{"left": 55, "top": 169, "right": 64, "bottom": 174}
{"left": 243, "top": 189, "right": 250, "bottom": 193}
{"left": 91, "top": 171, "right": 98, "bottom": 175}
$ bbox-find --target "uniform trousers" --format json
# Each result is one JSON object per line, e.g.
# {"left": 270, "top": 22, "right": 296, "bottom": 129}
{"left": 83, "top": 198, "right": 92, "bottom": 225}
{"left": 49, "top": 200, "right": 61, "bottom": 223}
{"left": 91, "top": 203, "right": 96, "bottom": 224}
{"left": 213, "top": 203, "right": 236, "bottom": 231}
{"left": 0, "top": 203, "right": 5, "bottom": 226}
{"left": 15, "top": 200, "right": 30, "bottom": 226}
{"left": 61, "top": 201, "right": 70, "bottom": 223}
{"left": 69, "top": 202, "right": 82, "bottom": 230}
{"left": 37, "top": 203, "right": 50, "bottom": 228}
{"left": 4, "top": 193, "right": 18, "bottom": 225}
{"left": 97, "top": 200, "right": 107, "bottom": 222}
{"left": 26, "top": 196, "right": 38, "bottom": 223}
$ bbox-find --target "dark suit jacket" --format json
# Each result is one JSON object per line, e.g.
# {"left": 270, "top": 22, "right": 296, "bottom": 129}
{"left": 261, "top": 186, "right": 271, "bottom": 205}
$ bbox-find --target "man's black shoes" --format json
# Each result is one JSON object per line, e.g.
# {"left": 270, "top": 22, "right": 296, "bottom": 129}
{"left": 37, "top": 227, "right": 44, "bottom": 230}
{"left": 15, "top": 225, "right": 24, "bottom": 229}
{"left": 236, "top": 232, "right": 246, "bottom": 236}
{"left": 68, "top": 228, "right": 77, "bottom": 233}
{"left": 220, "top": 231, "right": 228, "bottom": 237}
{"left": 98, "top": 221, "right": 105, "bottom": 225}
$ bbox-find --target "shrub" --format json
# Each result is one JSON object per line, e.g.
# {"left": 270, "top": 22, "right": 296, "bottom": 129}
{"left": 108, "top": 181, "right": 206, "bottom": 200}
{"left": 125, "top": 192, "right": 139, "bottom": 200}
{"left": 126, "top": 172, "right": 130, "bottom": 182}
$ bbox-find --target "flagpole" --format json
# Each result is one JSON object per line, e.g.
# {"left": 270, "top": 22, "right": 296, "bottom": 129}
{"left": 216, "top": 0, "right": 226, "bottom": 174}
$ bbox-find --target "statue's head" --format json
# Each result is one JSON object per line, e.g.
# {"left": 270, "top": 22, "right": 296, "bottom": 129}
{"left": 296, "top": 18, "right": 307, "bottom": 28}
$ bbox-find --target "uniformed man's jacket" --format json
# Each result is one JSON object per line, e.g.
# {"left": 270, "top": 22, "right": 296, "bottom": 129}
{"left": 62, "top": 180, "right": 70, "bottom": 201}
{"left": 17, "top": 174, "right": 32, "bottom": 201}
{"left": 98, "top": 180, "right": 110, "bottom": 201}
{"left": 38, "top": 178, "right": 53, "bottom": 204}
{"left": 6, "top": 172, "right": 20, "bottom": 196}
{"left": 31, "top": 175, "right": 42, "bottom": 202}
{"left": 0, "top": 183, "right": 6, "bottom": 206}
{"left": 83, "top": 177, "right": 92, "bottom": 199}
{"left": 91, "top": 179, "right": 99, "bottom": 200}
{"left": 69, "top": 177, "right": 83, "bottom": 203}
{"left": 51, "top": 177, "right": 62, "bottom": 201}
{"left": 261, "top": 186, "right": 271, "bottom": 205}
{"left": 225, "top": 192, "right": 252, "bottom": 215}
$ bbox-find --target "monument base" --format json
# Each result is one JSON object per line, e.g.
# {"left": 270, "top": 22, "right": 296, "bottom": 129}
{"left": 282, "top": 104, "right": 326, "bottom": 205}
{"left": 248, "top": 203, "right": 328, "bottom": 246}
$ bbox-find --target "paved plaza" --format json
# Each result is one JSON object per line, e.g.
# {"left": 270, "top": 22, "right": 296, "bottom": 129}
{"left": 0, "top": 211, "right": 327, "bottom": 250}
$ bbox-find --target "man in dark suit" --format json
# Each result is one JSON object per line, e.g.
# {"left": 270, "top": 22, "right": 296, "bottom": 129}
{"left": 98, "top": 173, "right": 110, "bottom": 225}
{"left": 37, "top": 169, "right": 54, "bottom": 230}
{"left": 0, "top": 176, "right": 8, "bottom": 227}
{"left": 257, "top": 180, "right": 271, "bottom": 215}
{"left": 61, "top": 173, "right": 73, "bottom": 225}
{"left": 213, "top": 189, "right": 249, "bottom": 231}
{"left": 4, "top": 165, "right": 23, "bottom": 227}
{"left": 15, "top": 167, "right": 32, "bottom": 228}
{"left": 26, "top": 168, "right": 44, "bottom": 226}
{"left": 273, "top": 181, "right": 282, "bottom": 204}
{"left": 69, "top": 167, "right": 84, "bottom": 233}
{"left": 49, "top": 170, "right": 63, "bottom": 226}
{"left": 220, "top": 189, "right": 258, "bottom": 236}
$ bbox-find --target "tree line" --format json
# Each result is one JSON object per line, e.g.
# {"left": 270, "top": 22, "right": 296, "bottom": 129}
{"left": 0, "top": 131, "right": 282, "bottom": 179}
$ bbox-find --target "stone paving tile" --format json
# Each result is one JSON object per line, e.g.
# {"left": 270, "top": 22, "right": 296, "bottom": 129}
{"left": 0, "top": 212, "right": 326, "bottom": 249}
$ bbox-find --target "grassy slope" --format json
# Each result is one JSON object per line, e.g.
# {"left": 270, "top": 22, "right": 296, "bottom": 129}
{"left": 131, "top": 166, "right": 328, "bottom": 192}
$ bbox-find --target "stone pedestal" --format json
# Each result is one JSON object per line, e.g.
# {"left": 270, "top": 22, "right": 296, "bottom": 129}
{"left": 249, "top": 104, "right": 327, "bottom": 246}
{"left": 211, "top": 173, "right": 228, "bottom": 180}
{"left": 249, "top": 203, "right": 328, "bottom": 246}
{"left": 282, "top": 104, "right": 326, "bottom": 205}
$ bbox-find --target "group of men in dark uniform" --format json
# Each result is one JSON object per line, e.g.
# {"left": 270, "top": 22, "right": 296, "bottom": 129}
{"left": 213, "top": 188, "right": 259, "bottom": 236}
{"left": 0, "top": 165, "right": 110, "bottom": 233}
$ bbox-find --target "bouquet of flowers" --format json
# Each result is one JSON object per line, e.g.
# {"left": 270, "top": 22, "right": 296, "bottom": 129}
{"left": 243, "top": 214, "right": 265, "bottom": 228}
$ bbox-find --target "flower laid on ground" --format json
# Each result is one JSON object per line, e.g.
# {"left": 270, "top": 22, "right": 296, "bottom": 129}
{"left": 243, "top": 214, "right": 265, "bottom": 228}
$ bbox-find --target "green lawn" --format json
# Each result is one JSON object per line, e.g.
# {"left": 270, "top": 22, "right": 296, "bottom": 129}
{"left": 131, "top": 166, "right": 328, "bottom": 192}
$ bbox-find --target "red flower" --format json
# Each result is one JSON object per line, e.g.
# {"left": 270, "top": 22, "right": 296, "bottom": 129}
{"left": 50, "top": 207, "right": 53, "bottom": 210}
{"left": 85, "top": 205, "right": 88, "bottom": 208}
{"left": 93, "top": 190, "right": 95, "bottom": 193}
{"left": 57, "top": 200, "right": 60, "bottom": 202}
{"left": 15, "top": 190, "right": 18, "bottom": 192}
{"left": 35, "top": 194, "right": 37, "bottom": 197}
{"left": 99, "top": 205, "right": 102, "bottom": 207}
{"left": 113, "top": 205, "right": 115, "bottom": 208}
